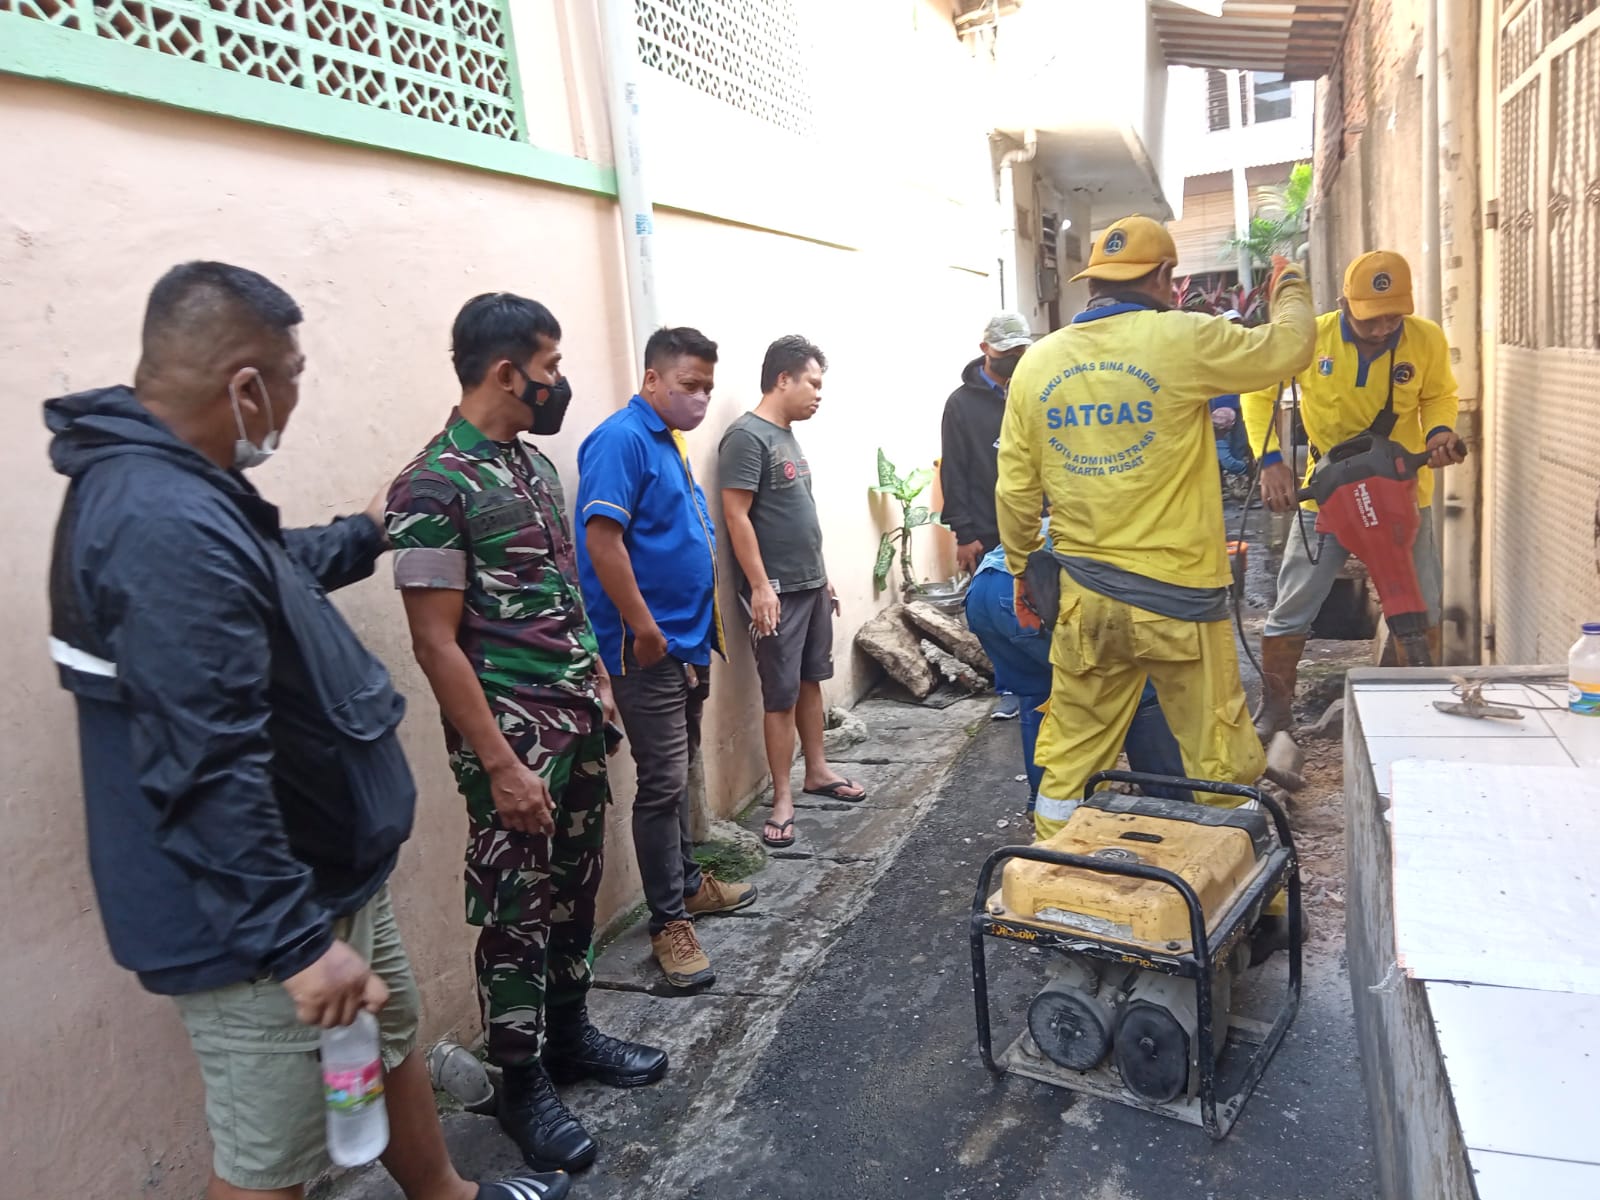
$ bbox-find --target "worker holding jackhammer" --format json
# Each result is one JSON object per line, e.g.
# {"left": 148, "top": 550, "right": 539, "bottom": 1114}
{"left": 996, "top": 215, "right": 1315, "bottom": 843}
{"left": 1246, "top": 251, "right": 1466, "bottom": 738}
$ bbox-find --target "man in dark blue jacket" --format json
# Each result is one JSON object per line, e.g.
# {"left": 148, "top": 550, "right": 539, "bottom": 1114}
{"left": 46, "top": 262, "right": 569, "bottom": 1200}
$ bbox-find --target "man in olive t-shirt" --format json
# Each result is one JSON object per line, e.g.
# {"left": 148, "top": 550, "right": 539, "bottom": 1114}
{"left": 719, "top": 336, "right": 867, "bottom": 849}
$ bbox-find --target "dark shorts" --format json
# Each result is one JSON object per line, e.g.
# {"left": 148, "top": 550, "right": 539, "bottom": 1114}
{"left": 747, "top": 586, "right": 834, "bottom": 712}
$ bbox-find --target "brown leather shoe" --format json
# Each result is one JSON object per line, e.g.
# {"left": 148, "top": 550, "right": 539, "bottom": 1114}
{"left": 650, "top": 919, "right": 714, "bottom": 989}
{"left": 685, "top": 871, "right": 758, "bottom": 918}
{"left": 1254, "top": 633, "right": 1308, "bottom": 739}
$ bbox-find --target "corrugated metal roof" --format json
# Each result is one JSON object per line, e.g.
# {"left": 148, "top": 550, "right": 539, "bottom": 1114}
{"left": 1153, "top": 0, "right": 1354, "bottom": 79}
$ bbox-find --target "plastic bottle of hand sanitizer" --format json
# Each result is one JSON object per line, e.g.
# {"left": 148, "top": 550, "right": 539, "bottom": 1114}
{"left": 1569, "top": 622, "right": 1600, "bottom": 716}
{"left": 321, "top": 1011, "right": 389, "bottom": 1166}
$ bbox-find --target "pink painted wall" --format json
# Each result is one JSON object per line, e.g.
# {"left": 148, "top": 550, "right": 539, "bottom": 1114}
{"left": 0, "top": 35, "right": 989, "bottom": 1195}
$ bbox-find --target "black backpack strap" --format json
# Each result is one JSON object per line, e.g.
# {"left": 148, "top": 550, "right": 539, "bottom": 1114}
{"left": 1367, "top": 347, "right": 1399, "bottom": 438}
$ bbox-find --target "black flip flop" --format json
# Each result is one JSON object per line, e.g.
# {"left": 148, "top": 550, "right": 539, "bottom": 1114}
{"left": 802, "top": 779, "right": 868, "bottom": 803}
{"left": 762, "top": 817, "right": 796, "bottom": 848}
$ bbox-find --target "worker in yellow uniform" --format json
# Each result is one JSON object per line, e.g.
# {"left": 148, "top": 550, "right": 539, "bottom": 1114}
{"left": 996, "top": 215, "right": 1315, "bottom": 842}
{"left": 1245, "top": 251, "right": 1465, "bottom": 737}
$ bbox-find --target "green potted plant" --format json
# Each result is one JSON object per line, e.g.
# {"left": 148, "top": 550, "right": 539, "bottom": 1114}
{"left": 872, "top": 449, "right": 944, "bottom": 597}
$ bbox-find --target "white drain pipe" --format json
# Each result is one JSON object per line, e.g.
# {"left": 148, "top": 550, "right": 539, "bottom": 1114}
{"left": 598, "top": 0, "right": 716, "bottom": 834}
{"left": 1420, "top": 2, "right": 1442, "bottom": 324}
{"left": 1434, "top": 0, "right": 1484, "bottom": 664}
{"left": 598, "top": 0, "right": 660, "bottom": 364}
{"left": 1225, "top": 70, "right": 1254, "bottom": 291}
{"left": 997, "top": 129, "right": 1038, "bottom": 310}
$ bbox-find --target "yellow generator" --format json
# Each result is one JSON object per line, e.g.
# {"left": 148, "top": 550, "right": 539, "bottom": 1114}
{"left": 970, "top": 771, "right": 1301, "bottom": 1139}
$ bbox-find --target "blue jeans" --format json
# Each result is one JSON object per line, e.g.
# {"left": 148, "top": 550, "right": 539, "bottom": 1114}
{"left": 1217, "top": 423, "right": 1251, "bottom": 476}
{"left": 965, "top": 569, "right": 1187, "bottom": 806}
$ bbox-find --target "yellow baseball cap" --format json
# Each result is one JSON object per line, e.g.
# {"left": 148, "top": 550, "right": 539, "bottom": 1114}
{"left": 1072, "top": 215, "right": 1179, "bottom": 283}
{"left": 1343, "top": 251, "right": 1414, "bottom": 320}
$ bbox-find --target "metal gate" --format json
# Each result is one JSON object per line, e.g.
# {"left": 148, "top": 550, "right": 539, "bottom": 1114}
{"left": 1489, "top": 0, "right": 1600, "bottom": 663}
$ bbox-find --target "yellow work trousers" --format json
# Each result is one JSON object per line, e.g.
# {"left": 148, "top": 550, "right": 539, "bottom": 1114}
{"left": 1033, "top": 572, "right": 1265, "bottom": 841}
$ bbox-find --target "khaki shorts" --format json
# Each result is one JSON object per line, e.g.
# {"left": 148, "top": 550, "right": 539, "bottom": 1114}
{"left": 172, "top": 884, "right": 421, "bottom": 1190}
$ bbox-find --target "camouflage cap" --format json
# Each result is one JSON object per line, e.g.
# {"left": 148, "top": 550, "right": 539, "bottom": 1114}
{"left": 982, "top": 311, "right": 1034, "bottom": 352}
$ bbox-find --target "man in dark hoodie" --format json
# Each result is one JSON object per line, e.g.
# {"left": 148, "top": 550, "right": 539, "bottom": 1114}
{"left": 940, "top": 310, "right": 1035, "bottom": 576}
{"left": 941, "top": 310, "right": 1034, "bottom": 720}
{"left": 45, "top": 262, "right": 569, "bottom": 1200}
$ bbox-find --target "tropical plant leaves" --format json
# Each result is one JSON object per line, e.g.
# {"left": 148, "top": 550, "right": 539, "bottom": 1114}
{"left": 900, "top": 467, "right": 933, "bottom": 501}
{"left": 872, "top": 531, "right": 896, "bottom": 590}
{"left": 874, "top": 448, "right": 900, "bottom": 492}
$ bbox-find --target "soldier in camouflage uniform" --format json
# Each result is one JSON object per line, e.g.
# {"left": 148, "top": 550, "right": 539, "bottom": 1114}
{"left": 387, "top": 293, "right": 667, "bottom": 1176}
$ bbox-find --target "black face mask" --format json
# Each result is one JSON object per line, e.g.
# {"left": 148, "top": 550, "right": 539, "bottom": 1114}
{"left": 988, "top": 353, "right": 1022, "bottom": 380}
{"left": 517, "top": 367, "right": 573, "bottom": 436}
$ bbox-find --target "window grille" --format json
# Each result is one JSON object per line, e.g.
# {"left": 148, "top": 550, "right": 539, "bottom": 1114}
{"left": 0, "top": 0, "right": 521, "bottom": 141}
{"left": 1502, "top": 0, "right": 1543, "bottom": 81}
{"left": 1549, "top": 26, "right": 1599, "bottom": 349}
{"left": 1548, "top": 0, "right": 1600, "bottom": 37}
{"left": 1490, "top": 2, "right": 1600, "bottom": 666}
{"left": 1499, "top": 80, "right": 1540, "bottom": 349}
{"left": 634, "top": 0, "right": 813, "bottom": 136}
{"left": 1205, "top": 69, "right": 1230, "bottom": 132}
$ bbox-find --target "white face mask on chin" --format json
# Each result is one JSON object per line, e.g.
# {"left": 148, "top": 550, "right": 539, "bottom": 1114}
{"left": 228, "top": 373, "right": 280, "bottom": 470}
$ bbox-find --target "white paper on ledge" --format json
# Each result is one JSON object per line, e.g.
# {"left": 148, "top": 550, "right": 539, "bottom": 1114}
{"left": 1388, "top": 759, "right": 1600, "bottom": 995}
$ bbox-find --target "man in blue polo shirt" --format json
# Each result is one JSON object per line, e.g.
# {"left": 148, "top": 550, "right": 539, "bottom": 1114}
{"left": 575, "top": 327, "right": 757, "bottom": 991}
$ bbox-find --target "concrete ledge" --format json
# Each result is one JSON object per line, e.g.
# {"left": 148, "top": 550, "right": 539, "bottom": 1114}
{"left": 1342, "top": 679, "right": 1475, "bottom": 1200}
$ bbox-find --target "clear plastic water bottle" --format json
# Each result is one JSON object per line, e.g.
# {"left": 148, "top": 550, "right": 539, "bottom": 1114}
{"left": 1569, "top": 622, "right": 1600, "bottom": 716}
{"left": 320, "top": 1011, "right": 389, "bottom": 1166}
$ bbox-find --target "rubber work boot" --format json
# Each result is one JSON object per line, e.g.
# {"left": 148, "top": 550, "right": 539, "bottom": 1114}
{"left": 1254, "top": 634, "right": 1308, "bottom": 739}
{"left": 685, "top": 871, "right": 758, "bottom": 918}
{"left": 497, "top": 1060, "right": 597, "bottom": 1173}
{"left": 477, "top": 1174, "right": 573, "bottom": 1200}
{"left": 650, "top": 919, "right": 715, "bottom": 989}
{"left": 543, "top": 1003, "right": 669, "bottom": 1088}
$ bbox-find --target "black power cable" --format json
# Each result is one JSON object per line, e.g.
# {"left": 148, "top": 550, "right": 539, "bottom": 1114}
{"left": 1231, "top": 376, "right": 1314, "bottom": 697}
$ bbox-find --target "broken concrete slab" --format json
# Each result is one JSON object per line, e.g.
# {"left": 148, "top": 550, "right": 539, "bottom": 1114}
{"left": 822, "top": 705, "right": 868, "bottom": 755}
{"left": 904, "top": 600, "right": 993, "bottom": 674}
{"left": 855, "top": 606, "right": 936, "bottom": 699}
{"left": 920, "top": 637, "right": 988, "bottom": 692}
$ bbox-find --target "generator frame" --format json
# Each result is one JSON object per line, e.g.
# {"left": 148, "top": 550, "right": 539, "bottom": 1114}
{"left": 969, "top": 771, "right": 1302, "bottom": 1140}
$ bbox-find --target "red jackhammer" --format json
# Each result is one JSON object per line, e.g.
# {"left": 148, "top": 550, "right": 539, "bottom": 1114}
{"left": 1294, "top": 430, "right": 1463, "bottom": 668}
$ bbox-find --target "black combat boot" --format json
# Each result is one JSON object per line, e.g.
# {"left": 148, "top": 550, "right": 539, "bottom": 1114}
{"left": 497, "top": 1060, "right": 597, "bottom": 1173}
{"left": 543, "top": 1002, "right": 669, "bottom": 1088}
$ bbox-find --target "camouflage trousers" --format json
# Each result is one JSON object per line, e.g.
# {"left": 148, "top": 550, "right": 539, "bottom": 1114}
{"left": 454, "top": 723, "right": 608, "bottom": 1066}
